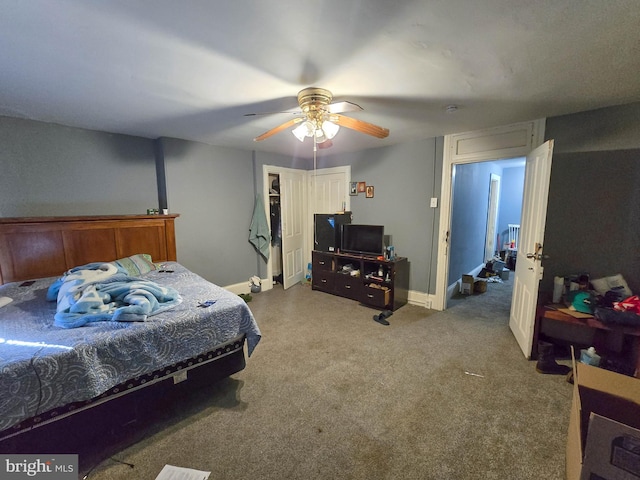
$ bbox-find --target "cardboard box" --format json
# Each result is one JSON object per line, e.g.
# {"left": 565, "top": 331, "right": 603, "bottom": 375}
{"left": 581, "top": 414, "right": 640, "bottom": 479}
{"left": 460, "top": 274, "right": 474, "bottom": 295}
{"left": 566, "top": 352, "right": 640, "bottom": 480}
{"left": 474, "top": 279, "right": 487, "bottom": 293}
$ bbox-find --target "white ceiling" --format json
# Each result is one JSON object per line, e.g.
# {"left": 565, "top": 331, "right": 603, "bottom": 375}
{"left": 1, "top": 1, "right": 639, "bottom": 158}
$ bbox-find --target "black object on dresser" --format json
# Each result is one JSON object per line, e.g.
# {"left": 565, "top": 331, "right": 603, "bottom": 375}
{"left": 311, "top": 250, "right": 409, "bottom": 311}
{"left": 314, "top": 212, "right": 352, "bottom": 252}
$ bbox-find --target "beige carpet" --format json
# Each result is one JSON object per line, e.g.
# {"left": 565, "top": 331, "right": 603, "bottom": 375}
{"left": 86, "top": 276, "right": 573, "bottom": 480}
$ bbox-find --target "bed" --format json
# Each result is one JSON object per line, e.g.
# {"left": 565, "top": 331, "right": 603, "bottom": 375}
{"left": 0, "top": 214, "right": 261, "bottom": 451}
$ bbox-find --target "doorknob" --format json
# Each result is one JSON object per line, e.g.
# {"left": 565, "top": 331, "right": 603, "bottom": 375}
{"left": 526, "top": 252, "right": 549, "bottom": 261}
{"left": 526, "top": 242, "right": 548, "bottom": 261}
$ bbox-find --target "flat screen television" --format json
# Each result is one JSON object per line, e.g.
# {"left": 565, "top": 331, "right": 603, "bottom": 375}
{"left": 341, "top": 224, "right": 384, "bottom": 256}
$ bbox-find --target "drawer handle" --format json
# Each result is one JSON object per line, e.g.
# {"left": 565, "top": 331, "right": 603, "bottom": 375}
{"left": 345, "top": 285, "right": 351, "bottom": 289}
{"left": 321, "top": 279, "right": 327, "bottom": 283}
{"left": 367, "top": 294, "right": 374, "bottom": 298}
{"left": 319, "top": 261, "right": 325, "bottom": 265}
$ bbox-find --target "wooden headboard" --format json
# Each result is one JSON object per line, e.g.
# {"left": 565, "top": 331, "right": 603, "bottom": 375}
{"left": 0, "top": 214, "right": 179, "bottom": 284}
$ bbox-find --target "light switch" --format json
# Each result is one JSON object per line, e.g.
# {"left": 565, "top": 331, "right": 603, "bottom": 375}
{"left": 430, "top": 197, "right": 438, "bottom": 208}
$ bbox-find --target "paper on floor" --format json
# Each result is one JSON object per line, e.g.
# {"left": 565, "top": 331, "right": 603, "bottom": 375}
{"left": 155, "top": 465, "right": 210, "bottom": 480}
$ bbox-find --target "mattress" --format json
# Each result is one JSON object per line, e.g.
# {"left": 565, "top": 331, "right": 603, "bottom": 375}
{"left": 0, "top": 262, "right": 261, "bottom": 433}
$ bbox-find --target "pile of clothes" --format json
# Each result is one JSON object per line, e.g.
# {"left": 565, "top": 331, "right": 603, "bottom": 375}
{"left": 570, "top": 274, "right": 639, "bottom": 326}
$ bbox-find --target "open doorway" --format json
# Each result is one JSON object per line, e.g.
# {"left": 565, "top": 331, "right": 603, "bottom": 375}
{"left": 446, "top": 158, "right": 525, "bottom": 310}
{"left": 433, "top": 119, "right": 546, "bottom": 311}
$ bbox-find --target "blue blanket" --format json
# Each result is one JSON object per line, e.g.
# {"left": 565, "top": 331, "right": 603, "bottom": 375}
{"left": 47, "top": 262, "right": 182, "bottom": 328}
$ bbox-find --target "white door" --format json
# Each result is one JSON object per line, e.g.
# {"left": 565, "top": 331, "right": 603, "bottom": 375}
{"left": 509, "top": 140, "right": 554, "bottom": 358}
{"left": 281, "top": 169, "right": 306, "bottom": 289}
{"left": 309, "top": 171, "right": 348, "bottom": 213}
{"left": 307, "top": 166, "right": 351, "bottom": 256}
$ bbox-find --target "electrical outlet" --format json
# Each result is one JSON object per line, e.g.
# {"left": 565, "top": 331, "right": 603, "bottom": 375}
{"left": 430, "top": 197, "right": 438, "bottom": 208}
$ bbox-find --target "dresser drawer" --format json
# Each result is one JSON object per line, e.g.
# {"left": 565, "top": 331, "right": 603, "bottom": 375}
{"left": 362, "top": 285, "right": 390, "bottom": 308}
{"left": 312, "top": 252, "right": 334, "bottom": 272}
{"left": 335, "top": 274, "right": 363, "bottom": 300}
{"left": 312, "top": 270, "right": 334, "bottom": 292}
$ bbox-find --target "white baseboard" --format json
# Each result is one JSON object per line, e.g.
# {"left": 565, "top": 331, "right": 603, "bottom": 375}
{"left": 408, "top": 290, "right": 437, "bottom": 310}
{"left": 446, "top": 281, "right": 459, "bottom": 300}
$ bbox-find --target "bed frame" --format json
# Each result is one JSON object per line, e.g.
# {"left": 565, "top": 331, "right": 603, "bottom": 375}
{"left": 0, "top": 214, "right": 178, "bottom": 284}
{"left": 0, "top": 215, "right": 247, "bottom": 466}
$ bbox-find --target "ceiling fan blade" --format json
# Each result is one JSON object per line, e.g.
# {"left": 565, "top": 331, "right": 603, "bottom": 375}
{"left": 330, "top": 113, "right": 389, "bottom": 139}
{"left": 326, "top": 101, "right": 363, "bottom": 114}
{"left": 244, "top": 108, "right": 301, "bottom": 117}
{"left": 317, "top": 139, "right": 333, "bottom": 149}
{"left": 254, "top": 117, "right": 303, "bottom": 141}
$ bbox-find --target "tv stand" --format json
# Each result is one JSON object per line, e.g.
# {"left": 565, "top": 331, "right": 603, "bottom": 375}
{"left": 311, "top": 251, "right": 409, "bottom": 311}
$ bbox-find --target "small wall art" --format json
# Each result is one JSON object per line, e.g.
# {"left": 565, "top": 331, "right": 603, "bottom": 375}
{"left": 357, "top": 182, "right": 366, "bottom": 193}
{"left": 365, "top": 185, "right": 374, "bottom": 198}
{"left": 349, "top": 182, "right": 358, "bottom": 196}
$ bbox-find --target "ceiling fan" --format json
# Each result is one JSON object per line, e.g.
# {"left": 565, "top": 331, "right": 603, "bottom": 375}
{"left": 247, "top": 87, "right": 389, "bottom": 148}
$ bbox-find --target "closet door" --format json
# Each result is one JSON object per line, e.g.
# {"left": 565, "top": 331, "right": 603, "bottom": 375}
{"left": 280, "top": 170, "right": 306, "bottom": 289}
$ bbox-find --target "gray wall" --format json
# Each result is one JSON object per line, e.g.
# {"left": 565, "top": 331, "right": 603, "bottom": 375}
{"left": 542, "top": 102, "right": 640, "bottom": 296}
{"left": 0, "top": 117, "right": 294, "bottom": 287}
{"left": 0, "top": 115, "right": 445, "bottom": 294}
{"left": 317, "top": 137, "right": 444, "bottom": 295}
{"left": 9, "top": 101, "right": 637, "bottom": 298}
{"left": 161, "top": 137, "right": 265, "bottom": 286}
{"left": 0, "top": 116, "right": 157, "bottom": 217}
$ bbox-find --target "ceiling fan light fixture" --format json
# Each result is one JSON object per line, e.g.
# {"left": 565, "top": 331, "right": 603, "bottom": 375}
{"left": 292, "top": 124, "right": 307, "bottom": 142}
{"left": 321, "top": 119, "right": 339, "bottom": 139}
{"left": 253, "top": 87, "right": 389, "bottom": 145}
{"left": 292, "top": 121, "right": 314, "bottom": 142}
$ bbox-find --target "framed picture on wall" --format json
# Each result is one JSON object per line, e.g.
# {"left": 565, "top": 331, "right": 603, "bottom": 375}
{"left": 357, "top": 182, "right": 366, "bottom": 193}
{"left": 365, "top": 186, "right": 374, "bottom": 198}
{"left": 349, "top": 182, "right": 358, "bottom": 196}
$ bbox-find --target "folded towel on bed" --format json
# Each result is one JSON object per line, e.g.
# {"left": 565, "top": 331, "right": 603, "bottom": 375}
{"left": 47, "top": 262, "right": 182, "bottom": 328}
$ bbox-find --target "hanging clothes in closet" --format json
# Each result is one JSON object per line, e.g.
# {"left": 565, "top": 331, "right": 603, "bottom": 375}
{"left": 270, "top": 197, "right": 281, "bottom": 246}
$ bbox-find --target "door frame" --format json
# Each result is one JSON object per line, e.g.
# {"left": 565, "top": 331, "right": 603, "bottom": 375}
{"left": 432, "top": 119, "right": 546, "bottom": 311}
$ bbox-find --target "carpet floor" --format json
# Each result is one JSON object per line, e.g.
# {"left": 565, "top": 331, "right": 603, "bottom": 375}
{"left": 84, "top": 276, "right": 573, "bottom": 480}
